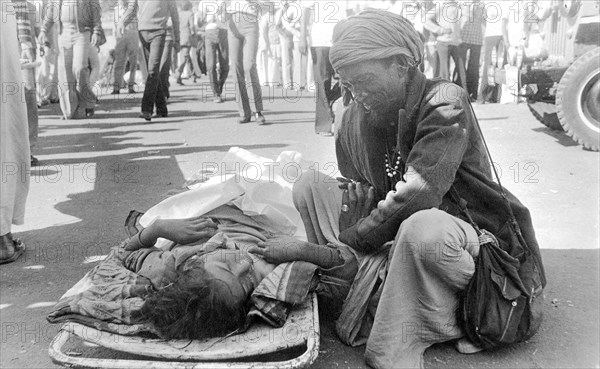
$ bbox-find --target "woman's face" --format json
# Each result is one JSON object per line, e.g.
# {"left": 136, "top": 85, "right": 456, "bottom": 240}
{"left": 200, "top": 250, "right": 271, "bottom": 306}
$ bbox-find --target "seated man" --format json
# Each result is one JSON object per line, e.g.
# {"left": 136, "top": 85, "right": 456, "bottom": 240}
{"left": 291, "top": 8, "right": 546, "bottom": 369}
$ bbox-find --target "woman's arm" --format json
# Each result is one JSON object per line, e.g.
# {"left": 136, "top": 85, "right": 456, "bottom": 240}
{"left": 126, "top": 216, "right": 219, "bottom": 251}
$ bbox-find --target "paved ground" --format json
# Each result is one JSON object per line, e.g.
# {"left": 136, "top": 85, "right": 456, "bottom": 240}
{"left": 1, "top": 79, "right": 598, "bottom": 368}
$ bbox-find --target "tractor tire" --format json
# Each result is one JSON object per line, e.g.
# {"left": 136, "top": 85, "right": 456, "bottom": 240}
{"left": 556, "top": 47, "right": 600, "bottom": 151}
{"left": 527, "top": 101, "right": 564, "bottom": 131}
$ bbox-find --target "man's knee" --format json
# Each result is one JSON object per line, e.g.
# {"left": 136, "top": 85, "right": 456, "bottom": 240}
{"left": 393, "top": 209, "right": 466, "bottom": 264}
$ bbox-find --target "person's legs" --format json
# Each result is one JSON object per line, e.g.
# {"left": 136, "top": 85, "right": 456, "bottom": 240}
{"left": 292, "top": 40, "right": 307, "bottom": 90}
{"left": 57, "top": 29, "right": 79, "bottom": 119}
{"left": 125, "top": 30, "right": 139, "bottom": 90}
{"left": 216, "top": 29, "right": 230, "bottom": 96}
{"left": 259, "top": 49, "right": 269, "bottom": 84}
{"left": 157, "top": 38, "right": 172, "bottom": 115}
{"left": 268, "top": 43, "right": 282, "bottom": 86}
{"left": 71, "top": 31, "right": 94, "bottom": 111}
{"left": 205, "top": 35, "right": 219, "bottom": 96}
{"left": 87, "top": 42, "right": 101, "bottom": 89}
{"left": 279, "top": 34, "right": 293, "bottom": 88}
{"left": 313, "top": 47, "right": 334, "bottom": 135}
{"left": 479, "top": 35, "right": 498, "bottom": 102}
{"left": 21, "top": 65, "right": 38, "bottom": 157}
{"left": 466, "top": 43, "right": 481, "bottom": 100}
{"left": 364, "top": 209, "right": 478, "bottom": 369}
{"left": 228, "top": 25, "right": 251, "bottom": 119}
{"left": 139, "top": 29, "right": 166, "bottom": 116}
{"left": 175, "top": 46, "right": 191, "bottom": 83}
{"left": 450, "top": 44, "right": 468, "bottom": 92}
{"left": 239, "top": 21, "right": 263, "bottom": 114}
{"left": 113, "top": 35, "right": 128, "bottom": 91}
{"left": 436, "top": 41, "right": 450, "bottom": 80}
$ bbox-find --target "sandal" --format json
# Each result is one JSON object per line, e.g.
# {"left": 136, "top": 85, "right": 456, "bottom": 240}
{"left": 0, "top": 234, "right": 25, "bottom": 265}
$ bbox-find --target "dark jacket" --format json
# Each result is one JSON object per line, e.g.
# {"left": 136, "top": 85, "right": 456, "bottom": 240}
{"left": 336, "top": 70, "right": 546, "bottom": 286}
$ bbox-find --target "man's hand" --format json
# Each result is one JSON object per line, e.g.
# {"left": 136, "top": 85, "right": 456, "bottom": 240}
{"left": 116, "top": 22, "right": 125, "bottom": 38}
{"left": 37, "top": 32, "right": 48, "bottom": 49}
{"left": 173, "top": 41, "right": 181, "bottom": 53}
{"left": 21, "top": 47, "right": 35, "bottom": 62}
{"left": 90, "top": 33, "right": 99, "bottom": 48}
{"left": 298, "top": 37, "right": 308, "bottom": 55}
{"left": 248, "top": 235, "right": 307, "bottom": 264}
{"left": 339, "top": 181, "right": 376, "bottom": 233}
{"left": 156, "top": 216, "right": 218, "bottom": 245}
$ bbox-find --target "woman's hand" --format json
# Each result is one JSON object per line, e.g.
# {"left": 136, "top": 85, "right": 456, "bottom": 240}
{"left": 155, "top": 216, "right": 219, "bottom": 245}
{"left": 338, "top": 180, "right": 376, "bottom": 233}
{"left": 248, "top": 235, "right": 307, "bottom": 265}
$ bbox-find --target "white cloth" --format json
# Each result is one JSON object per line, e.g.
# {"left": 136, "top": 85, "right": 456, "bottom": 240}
{"left": 140, "top": 148, "right": 311, "bottom": 248}
{"left": 1, "top": 2, "right": 31, "bottom": 234}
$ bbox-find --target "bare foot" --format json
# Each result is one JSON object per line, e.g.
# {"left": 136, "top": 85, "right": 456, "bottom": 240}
{"left": 0, "top": 234, "right": 25, "bottom": 264}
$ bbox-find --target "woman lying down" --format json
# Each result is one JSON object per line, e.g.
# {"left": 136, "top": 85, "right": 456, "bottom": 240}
{"left": 48, "top": 203, "right": 358, "bottom": 340}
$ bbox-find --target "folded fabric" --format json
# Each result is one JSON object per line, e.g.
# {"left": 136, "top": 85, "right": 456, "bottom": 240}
{"left": 139, "top": 147, "right": 311, "bottom": 249}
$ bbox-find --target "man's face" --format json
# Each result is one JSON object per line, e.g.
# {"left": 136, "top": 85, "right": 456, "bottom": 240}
{"left": 338, "top": 59, "right": 406, "bottom": 123}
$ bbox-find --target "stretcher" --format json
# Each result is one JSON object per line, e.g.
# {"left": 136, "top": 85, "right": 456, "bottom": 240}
{"left": 49, "top": 294, "right": 319, "bottom": 369}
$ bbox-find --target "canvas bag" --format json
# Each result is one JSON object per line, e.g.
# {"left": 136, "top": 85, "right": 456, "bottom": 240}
{"left": 452, "top": 107, "right": 545, "bottom": 348}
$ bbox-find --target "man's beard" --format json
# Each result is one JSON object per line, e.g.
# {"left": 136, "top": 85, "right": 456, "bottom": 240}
{"left": 364, "top": 103, "right": 399, "bottom": 129}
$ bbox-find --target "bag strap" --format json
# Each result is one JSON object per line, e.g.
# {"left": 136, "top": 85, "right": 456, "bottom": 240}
{"left": 452, "top": 102, "right": 525, "bottom": 240}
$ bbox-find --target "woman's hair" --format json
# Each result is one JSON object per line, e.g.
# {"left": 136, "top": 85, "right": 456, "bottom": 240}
{"left": 141, "top": 262, "right": 247, "bottom": 340}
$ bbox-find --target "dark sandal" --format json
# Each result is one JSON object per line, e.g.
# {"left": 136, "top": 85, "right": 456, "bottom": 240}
{"left": 0, "top": 235, "right": 25, "bottom": 265}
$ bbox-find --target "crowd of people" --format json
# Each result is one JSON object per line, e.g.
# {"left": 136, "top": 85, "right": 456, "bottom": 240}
{"left": 5, "top": 0, "right": 558, "bottom": 130}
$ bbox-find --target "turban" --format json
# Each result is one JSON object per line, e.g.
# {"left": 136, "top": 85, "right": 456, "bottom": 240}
{"left": 330, "top": 9, "right": 424, "bottom": 71}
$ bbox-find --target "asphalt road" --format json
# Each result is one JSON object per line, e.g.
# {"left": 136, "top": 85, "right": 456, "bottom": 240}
{"left": 1, "top": 80, "right": 598, "bottom": 368}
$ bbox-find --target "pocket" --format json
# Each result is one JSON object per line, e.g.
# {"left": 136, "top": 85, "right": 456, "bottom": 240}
{"left": 479, "top": 269, "right": 526, "bottom": 344}
{"left": 490, "top": 269, "right": 521, "bottom": 301}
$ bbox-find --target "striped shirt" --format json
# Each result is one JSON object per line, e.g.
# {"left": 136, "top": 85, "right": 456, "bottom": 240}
{"left": 12, "top": 0, "right": 36, "bottom": 48}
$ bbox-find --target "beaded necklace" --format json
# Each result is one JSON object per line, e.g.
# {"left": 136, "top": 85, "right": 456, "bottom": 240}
{"left": 384, "top": 146, "right": 402, "bottom": 178}
{"left": 384, "top": 134, "right": 406, "bottom": 193}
